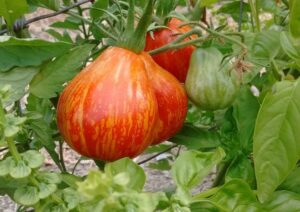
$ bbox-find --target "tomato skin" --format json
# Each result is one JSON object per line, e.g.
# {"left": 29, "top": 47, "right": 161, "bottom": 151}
{"left": 57, "top": 47, "right": 187, "bottom": 161}
{"left": 141, "top": 53, "right": 187, "bottom": 145}
{"left": 144, "top": 18, "right": 195, "bottom": 82}
{"left": 185, "top": 47, "right": 240, "bottom": 111}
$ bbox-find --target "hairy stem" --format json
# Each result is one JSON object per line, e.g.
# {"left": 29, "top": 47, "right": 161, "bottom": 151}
{"left": 7, "top": 137, "right": 21, "bottom": 161}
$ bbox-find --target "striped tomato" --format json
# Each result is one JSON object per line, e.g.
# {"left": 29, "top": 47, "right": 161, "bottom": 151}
{"left": 57, "top": 47, "right": 187, "bottom": 161}
{"left": 144, "top": 18, "right": 195, "bottom": 82}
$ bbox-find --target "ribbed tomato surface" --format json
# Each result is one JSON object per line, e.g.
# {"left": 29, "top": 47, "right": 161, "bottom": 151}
{"left": 144, "top": 18, "right": 195, "bottom": 82}
{"left": 57, "top": 47, "right": 187, "bottom": 161}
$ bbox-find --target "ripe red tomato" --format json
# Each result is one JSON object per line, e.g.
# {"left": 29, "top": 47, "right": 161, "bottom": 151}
{"left": 57, "top": 47, "right": 187, "bottom": 161}
{"left": 144, "top": 18, "right": 196, "bottom": 82}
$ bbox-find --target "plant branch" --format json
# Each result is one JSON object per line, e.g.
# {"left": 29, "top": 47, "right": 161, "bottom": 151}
{"left": 74, "top": 0, "right": 88, "bottom": 39}
{"left": 138, "top": 144, "right": 178, "bottom": 165}
{"left": 59, "top": 141, "right": 67, "bottom": 172}
{"left": 148, "top": 28, "right": 204, "bottom": 55}
{"left": 0, "top": 0, "right": 92, "bottom": 35}
{"left": 149, "top": 37, "right": 205, "bottom": 55}
{"left": 183, "top": 22, "right": 248, "bottom": 51}
{"left": 238, "top": 0, "right": 244, "bottom": 32}
{"left": 212, "top": 161, "right": 230, "bottom": 187}
{"left": 249, "top": 0, "right": 260, "bottom": 32}
{"left": 7, "top": 138, "right": 21, "bottom": 161}
{"left": 72, "top": 158, "right": 82, "bottom": 174}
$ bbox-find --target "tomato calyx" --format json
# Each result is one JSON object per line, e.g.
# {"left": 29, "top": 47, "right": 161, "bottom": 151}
{"left": 117, "top": 0, "right": 155, "bottom": 54}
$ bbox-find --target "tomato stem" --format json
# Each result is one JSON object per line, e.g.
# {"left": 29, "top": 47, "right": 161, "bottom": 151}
{"left": 183, "top": 22, "right": 248, "bottom": 51}
{"left": 7, "top": 137, "right": 22, "bottom": 162}
{"left": 149, "top": 37, "right": 206, "bottom": 55}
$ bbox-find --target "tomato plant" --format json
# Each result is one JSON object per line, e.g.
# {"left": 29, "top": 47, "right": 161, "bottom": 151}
{"left": 1, "top": 0, "right": 300, "bottom": 211}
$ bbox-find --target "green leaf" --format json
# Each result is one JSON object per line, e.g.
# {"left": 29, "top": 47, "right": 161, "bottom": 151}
{"left": 38, "top": 183, "right": 57, "bottom": 199}
{"left": 254, "top": 79, "right": 300, "bottom": 202}
{"left": 105, "top": 158, "right": 146, "bottom": 191}
{"left": 4, "top": 125, "right": 20, "bottom": 137}
{"left": 77, "top": 170, "right": 111, "bottom": 199}
{"left": 62, "top": 188, "right": 80, "bottom": 209}
{"left": 156, "top": 0, "right": 178, "bottom": 18}
{"left": 259, "top": 0, "right": 280, "bottom": 13}
{"left": 289, "top": 0, "right": 300, "bottom": 46}
{"left": 0, "top": 157, "right": 15, "bottom": 177}
{"left": 190, "top": 200, "right": 224, "bottom": 211}
{"left": 50, "top": 16, "right": 81, "bottom": 30}
{"left": 233, "top": 85, "right": 260, "bottom": 151}
{"left": 251, "top": 31, "right": 281, "bottom": 60}
{"left": 0, "top": 0, "right": 28, "bottom": 28}
{"left": 37, "top": 172, "right": 61, "bottom": 184}
{"left": 144, "top": 144, "right": 171, "bottom": 154}
{"left": 0, "top": 36, "right": 72, "bottom": 72}
{"left": 171, "top": 148, "right": 225, "bottom": 189}
{"left": 61, "top": 173, "right": 82, "bottom": 188}
{"left": 148, "top": 159, "right": 171, "bottom": 171}
{"left": 200, "top": 0, "right": 219, "bottom": 7}
{"left": 278, "top": 167, "right": 300, "bottom": 194}
{"left": 225, "top": 155, "right": 255, "bottom": 187}
{"left": 10, "top": 160, "right": 31, "bottom": 178}
{"left": 22, "top": 150, "right": 44, "bottom": 169}
{"left": 280, "top": 31, "right": 300, "bottom": 68}
{"left": 264, "top": 191, "right": 300, "bottom": 211}
{"left": 27, "top": 0, "right": 60, "bottom": 10}
{"left": 219, "top": 1, "right": 250, "bottom": 22}
{"left": 0, "top": 67, "right": 39, "bottom": 105}
{"left": 14, "top": 186, "right": 39, "bottom": 206}
{"left": 170, "top": 124, "right": 220, "bottom": 149}
{"left": 27, "top": 118, "right": 61, "bottom": 169}
{"left": 90, "top": 0, "right": 109, "bottom": 20}
{"left": 210, "top": 179, "right": 257, "bottom": 211}
{"left": 30, "top": 44, "right": 94, "bottom": 98}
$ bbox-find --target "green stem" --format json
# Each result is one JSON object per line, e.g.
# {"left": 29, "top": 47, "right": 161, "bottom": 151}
{"left": 74, "top": 0, "right": 88, "bottom": 39}
{"left": 190, "top": 0, "right": 202, "bottom": 21}
{"left": 149, "top": 37, "right": 206, "bottom": 55}
{"left": 119, "top": 0, "right": 155, "bottom": 53}
{"left": 94, "top": 160, "right": 106, "bottom": 171}
{"left": 148, "top": 28, "right": 203, "bottom": 55}
{"left": 183, "top": 22, "right": 248, "bottom": 50}
{"left": 271, "top": 59, "right": 283, "bottom": 80}
{"left": 249, "top": 0, "right": 260, "bottom": 32}
{"left": 238, "top": 0, "right": 243, "bottom": 32}
{"left": 59, "top": 141, "right": 67, "bottom": 173}
{"left": 68, "top": 11, "right": 118, "bottom": 40}
{"left": 212, "top": 161, "right": 230, "bottom": 187}
{"left": 7, "top": 137, "right": 22, "bottom": 161}
{"left": 192, "top": 186, "right": 220, "bottom": 200}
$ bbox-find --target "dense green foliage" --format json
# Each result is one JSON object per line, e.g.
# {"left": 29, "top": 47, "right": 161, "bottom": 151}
{"left": 1, "top": 0, "right": 300, "bottom": 211}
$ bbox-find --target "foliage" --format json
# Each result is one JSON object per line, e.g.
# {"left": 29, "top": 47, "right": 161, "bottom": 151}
{"left": 1, "top": 0, "right": 300, "bottom": 211}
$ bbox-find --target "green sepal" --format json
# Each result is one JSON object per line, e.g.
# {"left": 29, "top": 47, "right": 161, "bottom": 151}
{"left": 118, "top": 0, "right": 155, "bottom": 53}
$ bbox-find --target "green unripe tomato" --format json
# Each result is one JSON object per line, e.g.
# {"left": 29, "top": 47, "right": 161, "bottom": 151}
{"left": 185, "top": 47, "right": 240, "bottom": 111}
